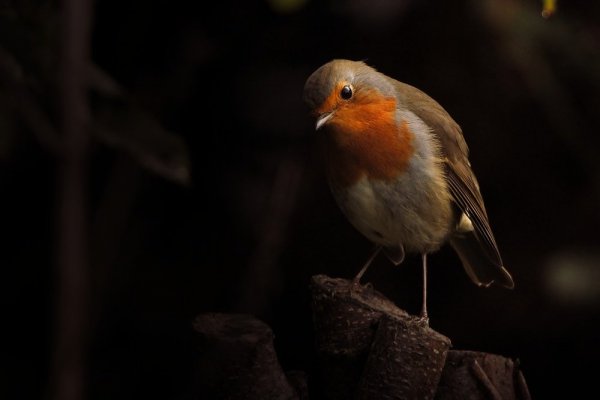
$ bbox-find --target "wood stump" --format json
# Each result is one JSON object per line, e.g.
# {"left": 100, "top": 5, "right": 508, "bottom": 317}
{"left": 310, "top": 275, "right": 451, "bottom": 399}
{"left": 189, "top": 275, "right": 532, "bottom": 399}
{"left": 192, "top": 313, "right": 298, "bottom": 400}
{"left": 435, "top": 350, "right": 532, "bottom": 400}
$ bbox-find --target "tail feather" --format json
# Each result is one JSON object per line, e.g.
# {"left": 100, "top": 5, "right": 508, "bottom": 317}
{"left": 450, "top": 232, "right": 514, "bottom": 289}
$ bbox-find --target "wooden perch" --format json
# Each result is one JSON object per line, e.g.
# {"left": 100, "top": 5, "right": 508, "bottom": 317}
{"left": 310, "top": 274, "right": 451, "bottom": 400}
{"left": 192, "top": 313, "right": 299, "bottom": 400}
{"left": 189, "top": 276, "right": 531, "bottom": 399}
{"left": 309, "top": 275, "right": 406, "bottom": 399}
{"left": 435, "top": 350, "right": 532, "bottom": 400}
{"left": 358, "top": 314, "right": 451, "bottom": 399}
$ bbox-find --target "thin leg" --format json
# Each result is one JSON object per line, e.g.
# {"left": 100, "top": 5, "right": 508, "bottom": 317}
{"left": 420, "top": 253, "right": 429, "bottom": 323}
{"left": 353, "top": 245, "right": 382, "bottom": 284}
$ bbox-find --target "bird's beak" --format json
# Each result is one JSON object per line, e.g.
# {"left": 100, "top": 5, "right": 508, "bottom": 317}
{"left": 315, "top": 112, "right": 334, "bottom": 131}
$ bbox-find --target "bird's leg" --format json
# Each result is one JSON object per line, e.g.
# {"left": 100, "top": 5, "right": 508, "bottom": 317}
{"left": 352, "top": 245, "right": 382, "bottom": 285}
{"left": 420, "top": 253, "right": 429, "bottom": 324}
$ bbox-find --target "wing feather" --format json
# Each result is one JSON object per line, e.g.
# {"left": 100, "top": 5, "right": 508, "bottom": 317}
{"left": 390, "top": 80, "right": 503, "bottom": 267}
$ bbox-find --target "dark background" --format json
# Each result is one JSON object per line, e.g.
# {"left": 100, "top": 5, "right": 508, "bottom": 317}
{"left": 2, "top": 0, "right": 600, "bottom": 398}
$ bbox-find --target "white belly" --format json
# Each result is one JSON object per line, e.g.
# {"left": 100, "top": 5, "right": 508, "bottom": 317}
{"left": 327, "top": 108, "right": 456, "bottom": 253}
{"left": 330, "top": 161, "right": 454, "bottom": 254}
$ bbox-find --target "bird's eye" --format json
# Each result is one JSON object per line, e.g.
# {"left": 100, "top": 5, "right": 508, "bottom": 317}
{"left": 340, "top": 85, "right": 353, "bottom": 100}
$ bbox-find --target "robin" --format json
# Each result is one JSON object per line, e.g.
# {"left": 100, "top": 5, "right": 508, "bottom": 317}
{"left": 303, "top": 59, "right": 514, "bottom": 321}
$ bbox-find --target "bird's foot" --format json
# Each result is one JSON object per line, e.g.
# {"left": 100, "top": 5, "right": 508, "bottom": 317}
{"left": 416, "top": 311, "right": 429, "bottom": 326}
{"left": 349, "top": 276, "right": 374, "bottom": 297}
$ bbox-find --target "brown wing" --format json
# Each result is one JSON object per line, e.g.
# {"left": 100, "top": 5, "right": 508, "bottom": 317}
{"left": 391, "top": 80, "right": 513, "bottom": 287}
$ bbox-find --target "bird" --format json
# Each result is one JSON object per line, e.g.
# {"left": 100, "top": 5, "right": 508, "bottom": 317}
{"left": 303, "top": 59, "right": 514, "bottom": 321}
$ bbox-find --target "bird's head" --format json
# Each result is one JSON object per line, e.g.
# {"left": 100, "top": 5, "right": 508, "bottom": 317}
{"left": 303, "top": 59, "right": 414, "bottom": 186}
{"left": 303, "top": 59, "right": 396, "bottom": 131}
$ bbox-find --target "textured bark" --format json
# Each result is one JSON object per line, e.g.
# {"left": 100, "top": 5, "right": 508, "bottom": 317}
{"left": 310, "top": 275, "right": 408, "bottom": 399}
{"left": 357, "top": 315, "right": 451, "bottom": 400}
{"left": 192, "top": 313, "right": 298, "bottom": 400}
{"left": 435, "top": 350, "right": 532, "bottom": 400}
{"left": 286, "top": 370, "right": 310, "bottom": 400}
{"left": 310, "top": 274, "right": 450, "bottom": 400}
{"left": 190, "top": 277, "right": 531, "bottom": 400}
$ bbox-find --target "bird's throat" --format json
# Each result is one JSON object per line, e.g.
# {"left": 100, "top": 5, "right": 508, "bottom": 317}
{"left": 323, "top": 94, "right": 414, "bottom": 188}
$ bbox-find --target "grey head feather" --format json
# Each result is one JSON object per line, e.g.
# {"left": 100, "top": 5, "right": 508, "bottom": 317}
{"left": 303, "top": 59, "right": 395, "bottom": 110}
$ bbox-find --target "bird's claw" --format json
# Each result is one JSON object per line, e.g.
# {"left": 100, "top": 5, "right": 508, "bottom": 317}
{"left": 416, "top": 314, "right": 429, "bottom": 326}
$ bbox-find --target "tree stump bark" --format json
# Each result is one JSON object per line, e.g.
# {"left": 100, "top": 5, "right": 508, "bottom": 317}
{"left": 189, "top": 276, "right": 532, "bottom": 399}
{"left": 192, "top": 313, "right": 298, "bottom": 400}
{"left": 435, "top": 350, "right": 532, "bottom": 400}
{"left": 357, "top": 315, "right": 451, "bottom": 400}
{"left": 310, "top": 274, "right": 451, "bottom": 399}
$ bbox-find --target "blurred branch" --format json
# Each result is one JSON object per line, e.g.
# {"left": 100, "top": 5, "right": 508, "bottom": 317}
{"left": 0, "top": 8, "right": 190, "bottom": 185}
{"left": 237, "top": 154, "right": 305, "bottom": 313}
{"left": 0, "top": 45, "right": 62, "bottom": 153}
{"left": 50, "top": 1, "right": 92, "bottom": 400}
{"left": 89, "top": 65, "right": 191, "bottom": 186}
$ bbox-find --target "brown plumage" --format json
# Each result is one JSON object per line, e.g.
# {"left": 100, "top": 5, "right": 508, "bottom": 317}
{"left": 304, "top": 59, "right": 513, "bottom": 318}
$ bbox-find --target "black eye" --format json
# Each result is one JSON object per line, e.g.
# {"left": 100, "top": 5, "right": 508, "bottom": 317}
{"left": 340, "top": 85, "right": 353, "bottom": 100}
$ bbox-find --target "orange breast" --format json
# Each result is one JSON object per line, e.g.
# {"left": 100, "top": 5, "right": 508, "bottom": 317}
{"left": 322, "top": 90, "right": 414, "bottom": 188}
